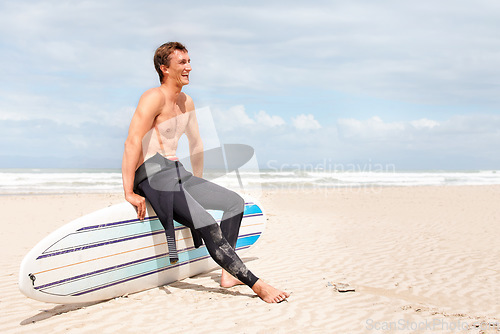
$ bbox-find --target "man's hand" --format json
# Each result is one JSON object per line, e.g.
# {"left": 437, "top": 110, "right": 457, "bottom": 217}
{"left": 125, "top": 193, "right": 147, "bottom": 220}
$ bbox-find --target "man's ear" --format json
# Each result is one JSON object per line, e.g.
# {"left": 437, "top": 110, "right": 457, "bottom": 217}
{"left": 160, "top": 64, "right": 168, "bottom": 74}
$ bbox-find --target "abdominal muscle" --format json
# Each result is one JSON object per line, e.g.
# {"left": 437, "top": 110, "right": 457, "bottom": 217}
{"left": 139, "top": 113, "right": 190, "bottom": 166}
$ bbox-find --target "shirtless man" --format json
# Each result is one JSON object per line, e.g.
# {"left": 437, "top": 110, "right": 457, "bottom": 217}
{"left": 122, "top": 42, "right": 289, "bottom": 303}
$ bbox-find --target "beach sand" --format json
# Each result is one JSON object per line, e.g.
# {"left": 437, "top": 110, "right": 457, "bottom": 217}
{"left": 1, "top": 186, "right": 499, "bottom": 333}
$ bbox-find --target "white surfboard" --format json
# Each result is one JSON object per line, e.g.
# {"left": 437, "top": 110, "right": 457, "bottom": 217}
{"left": 19, "top": 196, "right": 265, "bottom": 304}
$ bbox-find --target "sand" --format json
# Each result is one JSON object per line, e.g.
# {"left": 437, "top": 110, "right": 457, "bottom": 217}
{"left": 1, "top": 186, "right": 499, "bottom": 333}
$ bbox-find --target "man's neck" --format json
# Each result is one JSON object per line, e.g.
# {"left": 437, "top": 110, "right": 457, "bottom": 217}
{"left": 160, "top": 81, "right": 183, "bottom": 103}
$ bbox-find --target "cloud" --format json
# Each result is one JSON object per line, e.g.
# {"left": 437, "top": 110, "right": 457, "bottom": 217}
{"left": 410, "top": 118, "right": 440, "bottom": 130}
{"left": 292, "top": 114, "right": 322, "bottom": 131}
{"left": 0, "top": 118, "right": 127, "bottom": 168}
{"left": 0, "top": 91, "right": 134, "bottom": 128}
{"left": 211, "top": 105, "right": 254, "bottom": 131}
{"left": 183, "top": 1, "right": 500, "bottom": 106}
{"left": 231, "top": 105, "right": 256, "bottom": 126}
{"left": 3, "top": 0, "right": 500, "bottom": 107}
{"left": 213, "top": 106, "right": 320, "bottom": 132}
{"left": 212, "top": 105, "right": 288, "bottom": 131}
{"left": 337, "top": 116, "right": 404, "bottom": 140}
{"left": 1, "top": 1, "right": 500, "bottom": 169}
{"left": 336, "top": 114, "right": 500, "bottom": 152}
{"left": 255, "top": 110, "right": 285, "bottom": 127}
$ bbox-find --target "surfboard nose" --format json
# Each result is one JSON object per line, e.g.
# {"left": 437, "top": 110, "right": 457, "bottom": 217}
{"left": 18, "top": 256, "right": 37, "bottom": 300}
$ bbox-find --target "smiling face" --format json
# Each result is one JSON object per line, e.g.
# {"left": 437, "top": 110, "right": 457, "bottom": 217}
{"left": 160, "top": 50, "right": 191, "bottom": 86}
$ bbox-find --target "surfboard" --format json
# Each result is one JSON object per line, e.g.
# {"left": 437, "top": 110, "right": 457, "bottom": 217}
{"left": 19, "top": 196, "right": 265, "bottom": 304}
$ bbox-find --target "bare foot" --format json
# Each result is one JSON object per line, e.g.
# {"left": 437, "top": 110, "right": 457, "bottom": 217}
{"left": 251, "top": 279, "right": 290, "bottom": 303}
{"left": 220, "top": 269, "right": 245, "bottom": 288}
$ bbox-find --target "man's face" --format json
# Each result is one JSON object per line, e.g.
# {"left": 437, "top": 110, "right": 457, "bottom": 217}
{"left": 164, "top": 50, "right": 191, "bottom": 86}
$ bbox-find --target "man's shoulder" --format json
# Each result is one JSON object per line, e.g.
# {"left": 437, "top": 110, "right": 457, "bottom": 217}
{"left": 135, "top": 87, "right": 165, "bottom": 118}
{"left": 141, "top": 87, "right": 165, "bottom": 102}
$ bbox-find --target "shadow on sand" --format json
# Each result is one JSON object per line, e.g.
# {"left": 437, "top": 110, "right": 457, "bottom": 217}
{"left": 167, "top": 256, "right": 259, "bottom": 298}
{"left": 20, "top": 300, "right": 107, "bottom": 326}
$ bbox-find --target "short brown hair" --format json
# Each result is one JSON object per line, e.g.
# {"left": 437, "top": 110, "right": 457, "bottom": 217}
{"left": 153, "top": 42, "right": 188, "bottom": 83}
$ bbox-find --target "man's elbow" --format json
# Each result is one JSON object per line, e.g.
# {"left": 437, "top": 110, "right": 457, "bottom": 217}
{"left": 190, "top": 140, "right": 203, "bottom": 153}
{"left": 124, "top": 137, "right": 141, "bottom": 151}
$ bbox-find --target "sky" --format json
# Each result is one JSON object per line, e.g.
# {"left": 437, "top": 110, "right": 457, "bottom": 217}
{"left": 1, "top": 0, "right": 500, "bottom": 170}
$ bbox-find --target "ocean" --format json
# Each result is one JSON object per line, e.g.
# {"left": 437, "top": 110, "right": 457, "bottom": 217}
{"left": 1, "top": 168, "right": 500, "bottom": 194}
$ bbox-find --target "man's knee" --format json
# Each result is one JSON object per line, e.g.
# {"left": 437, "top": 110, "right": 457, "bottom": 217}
{"left": 229, "top": 192, "right": 245, "bottom": 213}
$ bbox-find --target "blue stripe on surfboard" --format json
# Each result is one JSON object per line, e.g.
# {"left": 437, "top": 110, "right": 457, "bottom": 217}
{"left": 71, "top": 245, "right": 253, "bottom": 297}
{"left": 77, "top": 202, "right": 260, "bottom": 232}
{"left": 37, "top": 211, "right": 263, "bottom": 260}
{"left": 35, "top": 234, "right": 260, "bottom": 296}
{"left": 242, "top": 203, "right": 262, "bottom": 215}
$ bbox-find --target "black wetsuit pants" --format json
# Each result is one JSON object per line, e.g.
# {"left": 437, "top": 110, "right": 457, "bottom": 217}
{"left": 135, "top": 159, "right": 259, "bottom": 288}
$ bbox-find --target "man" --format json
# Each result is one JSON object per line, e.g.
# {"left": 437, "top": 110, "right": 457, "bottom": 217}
{"left": 122, "top": 42, "right": 289, "bottom": 303}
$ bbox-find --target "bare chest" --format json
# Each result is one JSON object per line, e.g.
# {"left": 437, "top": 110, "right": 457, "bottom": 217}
{"left": 155, "top": 112, "right": 190, "bottom": 139}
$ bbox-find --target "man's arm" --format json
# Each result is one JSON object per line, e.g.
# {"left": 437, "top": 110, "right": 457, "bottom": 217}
{"left": 122, "top": 89, "right": 163, "bottom": 219}
{"left": 184, "top": 95, "right": 204, "bottom": 178}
